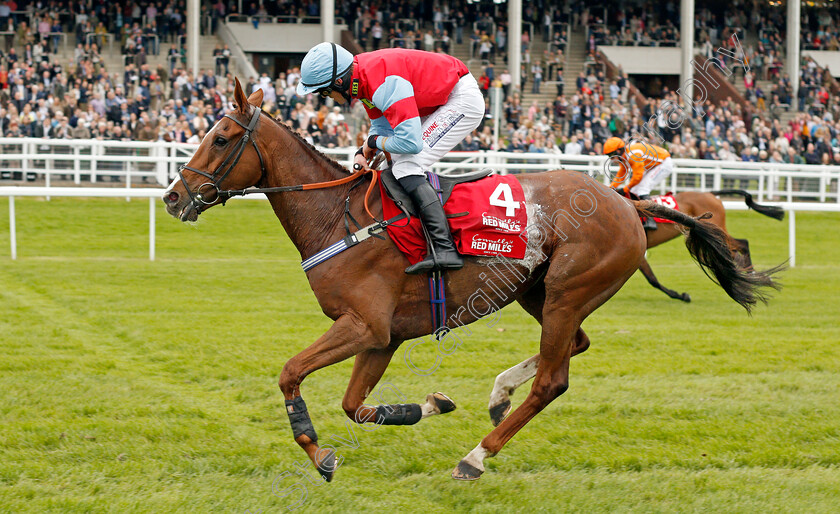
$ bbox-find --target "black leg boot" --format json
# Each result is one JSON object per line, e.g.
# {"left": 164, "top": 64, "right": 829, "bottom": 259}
{"left": 639, "top": 194, "right": 658, "bottom": 230}
{"left": 400, "top": 177, "right": 464, "bottom": 274}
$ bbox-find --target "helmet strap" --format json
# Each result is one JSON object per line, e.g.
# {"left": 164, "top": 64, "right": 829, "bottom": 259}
{"left": 328, "top": 43, "right": 353, "bottom": 100}
{"left": 329, "top": 42, "right": 338, "bottom": 89}
{"left": 335, "top": 64, "right": 354, "bottom": 102}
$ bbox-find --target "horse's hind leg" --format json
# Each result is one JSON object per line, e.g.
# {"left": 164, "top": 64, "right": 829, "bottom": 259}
{"left": 454, "top": 220, "right": 642, "bottom": 481}
{"left": 488, "top": 355, "right": 539, "bottom": 426}
{"left": 732, "top": 238, "right": 753, "bottom": 268}
{"left": 488, "top": 329, "right": 590, "bottom": 426}
{"left": 639, "top": 257, "right": 691, "bottom": 302}
{"left": 484, "top": 285, "right": 547, "bottom": 425}
{"left": 454, "top": 308, "right": 581, "bottom": 481}
{"left": 341, "top": 346, "right": 456, "bottom": 427}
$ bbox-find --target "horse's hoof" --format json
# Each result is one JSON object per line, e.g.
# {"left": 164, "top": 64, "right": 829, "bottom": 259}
{"left": 681, "top": 293, "right": 691, "bottom": 303}
{"left": 427, "top": 392, "right": 456, "bottom": 415}
{"left": 316, "top": 449, "right": 337, "bottom": 482}
{"left": 451, "top": 459, "right": 483, "bottom": 481}
{"left": 488, "top": 400, "right": 511, "bottom": 427}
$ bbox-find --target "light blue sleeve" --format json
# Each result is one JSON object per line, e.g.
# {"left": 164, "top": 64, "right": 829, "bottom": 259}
{"left": 371, "top": 76, "right": 423, "bottom": 154}
{"left": 369, "top": 116, "right": 393, "bottom": 137}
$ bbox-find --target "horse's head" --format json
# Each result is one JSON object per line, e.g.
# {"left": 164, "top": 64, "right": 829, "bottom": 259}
{"left": 164, "top": 78, "right": 266, "bottom": 222}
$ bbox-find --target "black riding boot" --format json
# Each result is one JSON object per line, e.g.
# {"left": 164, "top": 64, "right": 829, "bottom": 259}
{"left": 639, "top": 194, "right": 657, "bottom": 230}
{"left": 399, "top": 176, "right": 464, "bottom": 275}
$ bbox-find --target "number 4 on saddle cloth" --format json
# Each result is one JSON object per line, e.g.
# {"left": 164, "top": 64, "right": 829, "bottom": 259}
{"left": 379, "top": 170, "right": 530, "bottom": 264}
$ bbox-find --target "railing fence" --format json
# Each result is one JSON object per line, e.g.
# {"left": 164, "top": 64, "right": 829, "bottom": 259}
{"left": 2, "top": 141, "right": 839, "bottom": 266}
{"left": 2, "top": 140, "right": 839, "bottom": 205}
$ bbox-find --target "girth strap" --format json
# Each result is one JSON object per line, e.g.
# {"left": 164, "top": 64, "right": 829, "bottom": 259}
{"left": 301, "top": 212, "right": 407, "bottom": 272}
{"left": 429, "top": 270, "right": 448, "bottom": 340}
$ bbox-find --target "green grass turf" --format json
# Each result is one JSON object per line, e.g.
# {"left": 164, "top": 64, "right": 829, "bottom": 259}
{"left": 0, "top": 197, "right": 839, "bottom": 513}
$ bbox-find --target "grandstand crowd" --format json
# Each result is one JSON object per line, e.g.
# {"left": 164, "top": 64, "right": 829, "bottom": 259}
{"left": 0, "top": 0, "right": 839, "bottom": 167}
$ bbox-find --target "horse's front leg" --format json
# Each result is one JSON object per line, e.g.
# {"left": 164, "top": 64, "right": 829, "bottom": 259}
{"left": 342, "top": 347, "right": 456, "bottom": 427}
{"left": 279, "top": 312, "right": 389, "bottom": 482}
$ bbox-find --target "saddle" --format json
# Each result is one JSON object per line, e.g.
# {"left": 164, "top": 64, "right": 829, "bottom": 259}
{"left": 615, "top": 189, "right": 642, "bottom": 201}
{"left": 380, "top": 168, "right": 494, "bottom": 216}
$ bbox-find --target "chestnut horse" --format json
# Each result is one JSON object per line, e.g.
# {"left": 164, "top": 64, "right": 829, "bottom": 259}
{"left": 163, "top": 79, "right": 781, "bottom": 482}
{"left": 639, "top": 190, "right": 784, "bottom": 302}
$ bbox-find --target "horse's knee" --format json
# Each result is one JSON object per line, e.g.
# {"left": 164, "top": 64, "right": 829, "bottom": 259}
{"left": 342, "top": 406, "right": 358, "bottom": 422}
{"left": 278, "top": 361, "right": 303, "bottom": 397}
{"left": 341, "top": 397, "right": 363, "bottom": 422}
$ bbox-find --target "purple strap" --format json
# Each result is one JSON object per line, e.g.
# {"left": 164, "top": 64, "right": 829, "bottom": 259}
{"left": 429, "top": 271, "right": 447, "bottom": 337}
{"left": 426, "top": 171, "right": 444, "bottom": 203}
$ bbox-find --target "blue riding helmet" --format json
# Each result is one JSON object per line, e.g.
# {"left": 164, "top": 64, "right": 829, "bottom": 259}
{"left": 296, "top": 42, "right": 354, "bottom": 97}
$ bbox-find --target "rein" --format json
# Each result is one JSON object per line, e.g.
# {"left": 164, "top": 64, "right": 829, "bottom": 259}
{"left": 180, "top": 106, "right": 383, "bottom": 221}
{"left": 217, "top": 161, "right": 382, "bottom": 221}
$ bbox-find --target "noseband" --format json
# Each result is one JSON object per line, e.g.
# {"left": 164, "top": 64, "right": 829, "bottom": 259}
{"left": 178, "top": 107, "right": 266, "bottom": 215}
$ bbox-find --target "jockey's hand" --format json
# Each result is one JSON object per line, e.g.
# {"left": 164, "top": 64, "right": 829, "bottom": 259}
{"left": 353, "top": 152, "right": 368, "bottom": 171}
{"left": 362, "top": 138, "right": 377, "bottom": 161}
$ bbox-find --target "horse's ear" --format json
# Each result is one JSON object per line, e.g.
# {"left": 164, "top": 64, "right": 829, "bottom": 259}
{"left": 233, "top": 77, "right": 248, "bottom": 114}
{"left": 247, "top": 87, "right": 264, "bottom": 108}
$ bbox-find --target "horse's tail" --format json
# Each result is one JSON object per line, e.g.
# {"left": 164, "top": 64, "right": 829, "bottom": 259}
{"left": 712, "top": 189, "right": 785, "bottom": 221}
{"left": 635, "top": 201, "right": 784, "bottom": 313}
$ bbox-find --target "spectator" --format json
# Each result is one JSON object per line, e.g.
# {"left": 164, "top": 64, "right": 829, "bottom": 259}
{"left": 531, "top": 62, "right": 543, "bottom": 94}
{"left": 564, "top": 135, "right": 582, "bottom": 155}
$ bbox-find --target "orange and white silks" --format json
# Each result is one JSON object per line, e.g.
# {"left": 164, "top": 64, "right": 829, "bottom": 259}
{"left": 610, "top": 142, "right": 672, "bottom": 192}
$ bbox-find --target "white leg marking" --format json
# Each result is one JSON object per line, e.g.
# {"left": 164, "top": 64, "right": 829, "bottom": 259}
{"left": 462, "top": 443, "right": 488, "bottom": 472}
{"left": 420, "top": 392, "right": 454, "bottom": 419}
{"left": 489, "top": 355, "right": 540, "bottom": 409}
{"left": 420, "top": 398, "right": 438, "bottom": 419}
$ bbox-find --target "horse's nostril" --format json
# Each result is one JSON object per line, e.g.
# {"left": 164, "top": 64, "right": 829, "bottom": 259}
{"left": 167, "top": 191, "right": 180, "bottom": 203}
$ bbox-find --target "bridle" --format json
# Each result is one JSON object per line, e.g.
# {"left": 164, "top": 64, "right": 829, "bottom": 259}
{"left": 177, "top": 105, "right": 382, "bottom": 220}
{"left": 178, "top": 106, "right": 266, "bottom": 215}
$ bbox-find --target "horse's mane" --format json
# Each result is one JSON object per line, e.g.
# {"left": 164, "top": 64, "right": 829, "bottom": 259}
{"left": 262, "top": 110, "right": 350, "bottom": 176}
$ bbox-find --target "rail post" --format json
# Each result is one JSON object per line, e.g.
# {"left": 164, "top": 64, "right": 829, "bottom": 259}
{"left": 73, "top": 145, "right": 81, "bottom": 184}
{"left": 149, "top": 197, "right": 156, "bottom": 261}
{"left": 9, "top": 195, "right": 15, "bottom": 260}
{"left": 788, "top": 208, "right": 796, "bottom": 267}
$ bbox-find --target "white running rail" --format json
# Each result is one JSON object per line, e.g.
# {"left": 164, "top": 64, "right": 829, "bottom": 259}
{"left": 1, "top": 186, "right": 838, "bottom": 267}
{"left": 1, "top": 140, "right": 838, "bottom": 204}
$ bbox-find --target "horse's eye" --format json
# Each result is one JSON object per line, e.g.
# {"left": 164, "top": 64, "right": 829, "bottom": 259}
{"left": 214, "top": 136, "right": 227, "bottom": 146}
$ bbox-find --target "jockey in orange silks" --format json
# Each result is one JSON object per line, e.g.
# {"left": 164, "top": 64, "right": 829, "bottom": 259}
{"left": 604, "top": 137, "right": 674, "bottom": 230}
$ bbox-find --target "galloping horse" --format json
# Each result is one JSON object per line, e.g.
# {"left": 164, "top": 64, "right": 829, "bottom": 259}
{"left": 639, "top": 190, "right": 784, "bottom": 302}
{"left": 163, "top": 79, "right": 781, "bottom": 482}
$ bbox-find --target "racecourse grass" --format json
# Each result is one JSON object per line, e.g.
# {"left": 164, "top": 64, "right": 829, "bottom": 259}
{"left": 1, "top": 197, "right": 839, "bottom": 513}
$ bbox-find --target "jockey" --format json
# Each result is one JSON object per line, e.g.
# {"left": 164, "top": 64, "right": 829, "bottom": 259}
{"left": 297, "top": 42, "right": 485, "bottom": 274}
{"left": 604, "top": 137, "right": 674, "bottom": 230}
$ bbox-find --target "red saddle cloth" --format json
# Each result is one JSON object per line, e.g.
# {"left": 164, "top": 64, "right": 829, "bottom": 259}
{"left": 379, "top": 174, "right": 529, "bottom": 264}
{"left": 650, "top": 193, "right": 679, "bottom": 224}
